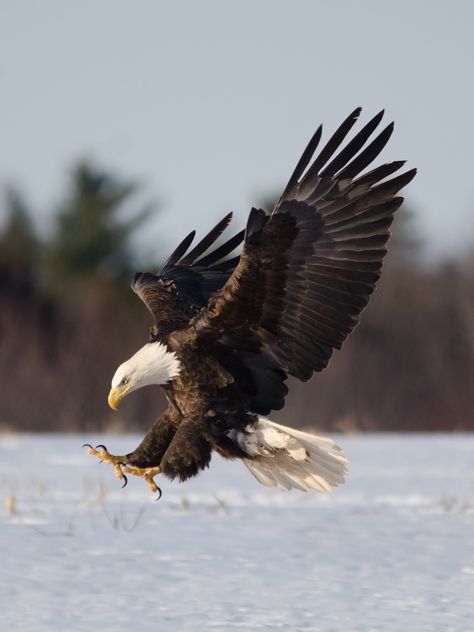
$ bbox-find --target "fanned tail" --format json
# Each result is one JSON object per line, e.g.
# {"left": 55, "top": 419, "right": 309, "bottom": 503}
{"left": 241, "top": 418, "right": 348, "bottom": 492}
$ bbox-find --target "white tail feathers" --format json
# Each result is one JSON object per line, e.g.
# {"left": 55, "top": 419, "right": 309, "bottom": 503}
{"left": 234, "top": 417, "right": 348, "bottom": 492}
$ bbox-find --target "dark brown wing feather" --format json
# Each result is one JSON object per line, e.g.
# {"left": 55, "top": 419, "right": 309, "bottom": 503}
{"left": 132, "top": 213, "right": 244, "bottom": 339}
{"left": 195, "top": 109, "right": 416, "bottom": 385}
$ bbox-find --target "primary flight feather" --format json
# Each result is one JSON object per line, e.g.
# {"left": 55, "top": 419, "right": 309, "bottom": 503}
{"left": 85, "top": 108, "right": 416, "bottom": 496}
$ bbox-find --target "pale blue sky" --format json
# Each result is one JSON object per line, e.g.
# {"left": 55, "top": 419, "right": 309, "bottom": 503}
{"left": 1, "top": 0, "right": 473, "bottom": 260}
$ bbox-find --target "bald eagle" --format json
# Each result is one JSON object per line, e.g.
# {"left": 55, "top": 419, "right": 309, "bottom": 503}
{"left": 85, "top": 108, "right": 415, "bottom": 496}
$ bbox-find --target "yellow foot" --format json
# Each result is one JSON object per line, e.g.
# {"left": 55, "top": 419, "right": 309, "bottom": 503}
{"left": 83, "top": 443, "right": 129, "bottom": 487}
{"left": 83, "top": 444, "right": 162, "bottom": 498}
{"left": 123, "top": 465, "right": 162, "bottom": 496}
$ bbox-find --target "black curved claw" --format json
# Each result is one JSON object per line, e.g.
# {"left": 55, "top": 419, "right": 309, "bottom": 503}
{"left": 95, "top": 444, "right": 107, "bottom": 452}
{"left": 121, "top": 474, "right": 128, "bottom": 489}
{"left": 155, "top": 486, "right": 163, "bottom": 501}
{"left": 82, "top": 443, "right": 93, "bottom": 449}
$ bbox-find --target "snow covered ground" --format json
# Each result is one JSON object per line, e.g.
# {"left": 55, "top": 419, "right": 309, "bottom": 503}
{"left": 1, "top": 433, "right": 474, "bottom": 631}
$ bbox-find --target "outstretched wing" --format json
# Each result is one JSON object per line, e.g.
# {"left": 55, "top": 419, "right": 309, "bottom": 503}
{"left": 195, "top": 109, "right": 416, "bottom": 386}
{"left": 132, "top": 213, "right": 244, "bottom": 340}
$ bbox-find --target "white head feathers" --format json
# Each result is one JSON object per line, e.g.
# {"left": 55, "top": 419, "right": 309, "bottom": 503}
{"left": 111, "top": 342, "right": 182, "bottom": 392}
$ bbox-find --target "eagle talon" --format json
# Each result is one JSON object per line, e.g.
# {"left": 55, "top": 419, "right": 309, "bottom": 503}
{"left": 83, "top": 442, "right": 162, "bottom": 494}
{"left": 122, "top": 464, "right": 162, "bottom": 495}
{"left": 83, "top": 443, "right": 129, "bottom": 486}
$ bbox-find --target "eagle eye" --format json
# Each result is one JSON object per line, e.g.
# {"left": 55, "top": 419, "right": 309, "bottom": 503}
{"left": 119, "top": 377, "right": 129, "bottom": 386}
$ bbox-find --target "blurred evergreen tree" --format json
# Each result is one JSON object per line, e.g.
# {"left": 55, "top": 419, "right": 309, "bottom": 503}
{"left": 45, "top": 161, "right": 154, "bottom": 293}
{"left": 387, "top": 204, "right": 422, "bottom": 260}
{"left": 0, "top": 188, "right": 39, "bottom": 294}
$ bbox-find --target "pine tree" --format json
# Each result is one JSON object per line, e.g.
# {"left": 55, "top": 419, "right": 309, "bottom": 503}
{"left": 0, "top": 188, "right": 39, "bottom": 294}
{"left": 45, "top": 160, "right": 153, "bottom": 293}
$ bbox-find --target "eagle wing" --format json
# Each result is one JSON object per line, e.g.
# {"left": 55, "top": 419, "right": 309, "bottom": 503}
{"left": 132, "top": 213, "right": 244, "bottom": 340}
{"left": 195, "top": 108, "right": 416, "bottom": 386}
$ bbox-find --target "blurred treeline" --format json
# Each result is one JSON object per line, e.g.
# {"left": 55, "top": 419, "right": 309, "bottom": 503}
{"left": 0, "top": 161, "right": 473, "bottom": 432}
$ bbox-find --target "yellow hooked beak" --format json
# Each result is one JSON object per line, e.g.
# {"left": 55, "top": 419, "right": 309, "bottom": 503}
{"left": 108, "top": 386, "right": 129, "bottom": 411}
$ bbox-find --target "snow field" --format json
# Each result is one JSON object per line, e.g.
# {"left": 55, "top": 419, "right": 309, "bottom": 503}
{"left": 1, "top": 433, "right": 474, "bottom": 631}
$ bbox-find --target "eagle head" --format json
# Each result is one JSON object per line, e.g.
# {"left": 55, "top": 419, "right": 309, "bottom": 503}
{"left": 108, "top": 342, "right": 181, "bottom": 410}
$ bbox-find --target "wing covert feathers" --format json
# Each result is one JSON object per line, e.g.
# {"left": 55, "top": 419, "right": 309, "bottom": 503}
{"left": 196, "top": 109, "right": 416, "bottom": 383}
{"left": 132, "top": 213, "right": 244, "bottom": 338}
